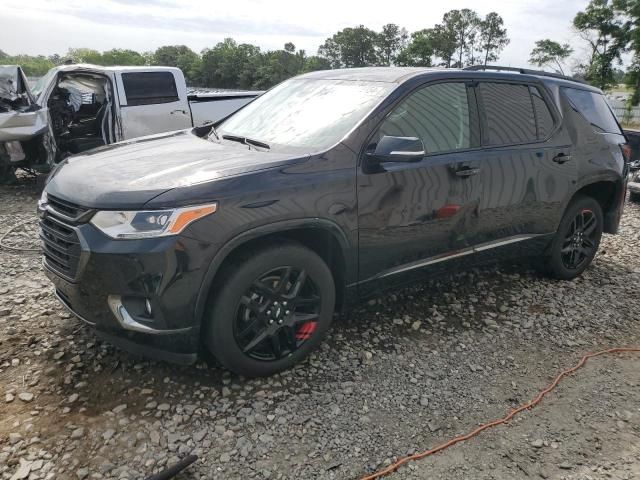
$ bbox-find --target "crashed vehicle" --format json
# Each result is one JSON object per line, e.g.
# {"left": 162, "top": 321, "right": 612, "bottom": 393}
{"left": 625, "top": 128, "right": 640, "bottom": 201}
{"left": 0, "top": 64, "right": 261, "bottom": 183}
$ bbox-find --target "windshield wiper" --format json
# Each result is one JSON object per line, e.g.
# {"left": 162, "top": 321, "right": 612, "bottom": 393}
{"left": 222, "top": 134, "right": 270, "bottom": 150}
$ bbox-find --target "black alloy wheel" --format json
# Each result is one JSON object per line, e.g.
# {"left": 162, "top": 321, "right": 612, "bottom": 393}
{"left": 234, "top": 266, "right": 321, "bottom": 361}
{"left": 560, "top": 208, "right": 598, "bottom": 270}
{"left": 545, "top": 194, "right": 603, "bottom": 280}
{"left": 205, "top": 242, "right": 335, "bottom": 377}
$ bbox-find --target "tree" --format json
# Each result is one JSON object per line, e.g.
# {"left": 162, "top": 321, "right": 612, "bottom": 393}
{"left": 430, "top": 23, "right": 457, "bottom": 67}
{"left": 573, "top": 0, "right": 624, "bottom": 89}
{"left": 100, "top": 49, "right": 146, "bottom": 66}
{"left": 201, "top": 38, "right": 262, "bottom": 89}
{"left": 376, "top": 23, "right": 408, "bottom": 66}
{"left": 479, "top": 12, "right": 510, "bottom": 65}
{"left": 302, "top": 55, "right": 331, "bottom": 72}
{"left": 441, "top": 9, "right": 481, "bottom": 67}
{"left": 153, "top": 45, "right": 202, "bottom": 85}
{"left": 613, "top": 0, "right": 640, "bottom": 104}
{"left": 318, "top": 25, "right": 379, "bottom": 68}
{"left": 396, "top": 29, "right": 434, "bottom": 66}
{"left": 0, "top": 50, "right": 9, "bottom": 61}
{"left": 66, "top": 48, "right": 103, "bottom": 64}
{"left": 529, "top": 39, "right": 574, "bottom": 74}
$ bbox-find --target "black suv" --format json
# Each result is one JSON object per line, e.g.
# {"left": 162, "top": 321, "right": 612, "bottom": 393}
{"left": 39, "top": 66, "right": 629, "bottom": 376}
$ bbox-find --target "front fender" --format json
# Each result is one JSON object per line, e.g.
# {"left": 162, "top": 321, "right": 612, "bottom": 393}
{"left": 193, "top": 217, "right": 355, "bottom": 326}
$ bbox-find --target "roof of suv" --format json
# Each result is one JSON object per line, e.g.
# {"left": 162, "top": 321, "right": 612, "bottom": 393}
{"left": 298, "top": 66, "right": 600, "bottom": 92}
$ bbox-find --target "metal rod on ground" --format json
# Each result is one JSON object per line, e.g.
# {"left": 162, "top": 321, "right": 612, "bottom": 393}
{"left": 144, "top": 454, "right": 198, "bottom": 480}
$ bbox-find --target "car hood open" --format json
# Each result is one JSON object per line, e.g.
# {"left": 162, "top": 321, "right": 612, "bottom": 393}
{"left": 46, "top": 129, "right": 304, "bottom": 208}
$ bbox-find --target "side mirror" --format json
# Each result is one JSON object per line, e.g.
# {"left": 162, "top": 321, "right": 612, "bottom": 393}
{"left": 367, "top": 136, "right": 425, "bottom": 163}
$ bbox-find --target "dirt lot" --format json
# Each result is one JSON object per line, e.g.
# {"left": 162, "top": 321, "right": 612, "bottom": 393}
{"left": 1, "top": 176, "right": 639, "bottom": 480}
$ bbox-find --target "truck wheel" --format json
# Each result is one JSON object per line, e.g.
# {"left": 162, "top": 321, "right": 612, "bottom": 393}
{"left": 545, "top": 195, "right": 603, "bottom": 280}
{"left": 204, "top": 242, "right": 335, "bottom": 377}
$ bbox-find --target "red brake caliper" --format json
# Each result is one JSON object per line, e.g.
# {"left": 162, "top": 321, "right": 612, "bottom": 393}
{"left": 296, "top": 321, "right": 317, "bottom": 341}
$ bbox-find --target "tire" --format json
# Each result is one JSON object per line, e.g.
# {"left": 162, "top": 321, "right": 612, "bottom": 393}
{"left": 629, "top": 192, "right": 640, "bottom": 203}
{"left": 204, "top": 241, "right": 335, "bottom": 377}
{"left": 545, "top": 194, "right": 603, "bottom": 280}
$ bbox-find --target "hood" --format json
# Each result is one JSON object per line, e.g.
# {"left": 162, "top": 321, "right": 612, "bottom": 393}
{"left": 46, "top": 130, "right": 304, "bottom": 208}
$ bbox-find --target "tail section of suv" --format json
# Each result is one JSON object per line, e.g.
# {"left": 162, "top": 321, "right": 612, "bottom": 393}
{"left": 39, "top": 66, "right": 629, "bottom": 376}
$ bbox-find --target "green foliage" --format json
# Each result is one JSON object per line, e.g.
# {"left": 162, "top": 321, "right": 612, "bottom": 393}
{"left": 442, "top": 9, "right": 482, "bottom": 67}
{"left": 377, "top": 24, "right": 409, "bottom": 66}
{"left": 573, "top": 0, "right": 624, "bottom": 89}
{"left": 529, "top": 39, "right": 574, "bottom": 74}
{"left": 152, "top": 45, "right": 202, "bottom": 85}
{"left": 1, "top": 54, "right": 55, "bottom": 76}
{"left": 479, "top": 12, "right": 510, "bottom": 65}
{"left": 396, "top": 29, "right": 435, "bottom": 66}
{"left": 319, "top": 25, "right": 380, "bottom": 68}
{"left": 613, "top": 0, "right": 640, "bottom": 104}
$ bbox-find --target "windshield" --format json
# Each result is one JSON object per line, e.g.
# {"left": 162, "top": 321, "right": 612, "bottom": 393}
{"left": 217, "top": 78, "right": 394, "bottom": 152}
{"left": 31, "top": 68, "right": 57, "bottom": 100}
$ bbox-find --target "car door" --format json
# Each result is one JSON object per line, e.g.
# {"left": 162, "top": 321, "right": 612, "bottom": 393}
{"left": 357, "top": 80, "right": 483, "bottom": 285}
{"left": 117, "top": 70, "right": 191, "bottom": 140}
{"left": 473, "top": 81, "right": 576, "bottom": 249}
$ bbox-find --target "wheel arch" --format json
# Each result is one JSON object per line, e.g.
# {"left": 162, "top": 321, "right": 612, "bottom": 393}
{"left": 565, "top": 175, "right": 624, "bottom": 234}
{"left": 194, "top": 219, "right": 355, "bottom": 327}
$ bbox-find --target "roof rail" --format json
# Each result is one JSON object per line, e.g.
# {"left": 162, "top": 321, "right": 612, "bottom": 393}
{"left": 463, "top": 65, "right": 588, "bottom": 85}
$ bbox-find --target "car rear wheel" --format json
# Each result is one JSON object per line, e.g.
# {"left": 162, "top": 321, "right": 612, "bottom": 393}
{"left": 204, "top": 241, "right": 335, "bottom": 377}
{"left": 545, "top": 195, "right": 603, "bottom": 280}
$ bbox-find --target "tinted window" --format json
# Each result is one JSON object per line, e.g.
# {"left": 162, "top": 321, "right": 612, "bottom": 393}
{"left": 626, "top": 131, "right": 640, "bottom": 160}
{"left": 122, "top": 72, "right": 179, "bottom": 106}
{"left": 480, "top": 83, "right": 537, "bottom": 145}
{"left": 376, "top": 82, "right": 471, "bottom": 154}
{"left": 530, "top": 87, "right": 555, "bottom": 140}
{"left": 563, "top": 88, "right": 621, "bottom": 134}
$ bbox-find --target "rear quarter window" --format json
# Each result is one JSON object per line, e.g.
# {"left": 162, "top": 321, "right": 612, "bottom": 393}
{"left": 122, "top": 72, "right": 179, "bottom": 106}
{"left": 563, "top": 88, "right": 621, "bottom": 134}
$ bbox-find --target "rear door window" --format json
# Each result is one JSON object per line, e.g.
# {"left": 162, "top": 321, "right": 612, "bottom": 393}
{"left": 563, "top": 88, "right": 622, "bottom": 134}
{"left": 122, "top": 72, "right": 179, "bottom": 106}
{"left": 478, "top": 83, "right": 537, "bottom": 146}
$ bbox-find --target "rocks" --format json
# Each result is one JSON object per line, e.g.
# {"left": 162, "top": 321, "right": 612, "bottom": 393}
{"left": 17, "top": 392, "right": 33, "bottom": 402}
{"left": 531, "top": 438, "right": 544, "bottom": 448}
{"left": 2, "top": 180, "right": 640, "bottom": 480}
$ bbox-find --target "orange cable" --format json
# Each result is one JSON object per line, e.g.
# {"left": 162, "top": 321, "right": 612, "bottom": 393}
{"left": 360, "top": 347, "right": 640, "bottom": 480}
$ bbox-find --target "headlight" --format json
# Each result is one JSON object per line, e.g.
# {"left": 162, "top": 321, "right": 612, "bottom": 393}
{"left": 90, "top": 203, "right": 217, "bottom": 239}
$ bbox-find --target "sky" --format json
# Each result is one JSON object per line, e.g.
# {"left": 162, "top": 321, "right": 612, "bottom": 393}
{"left": 1, "top": 0, "right": 594, "bottom": 69}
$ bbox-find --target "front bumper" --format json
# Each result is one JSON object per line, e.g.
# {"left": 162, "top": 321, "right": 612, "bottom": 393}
{"left": 42, "top": 209, "right": 216, "bottom": 364}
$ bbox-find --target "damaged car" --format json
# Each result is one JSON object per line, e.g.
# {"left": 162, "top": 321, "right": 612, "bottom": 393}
{"left": 0, "top": 64, "right": 261, "bottom": 183}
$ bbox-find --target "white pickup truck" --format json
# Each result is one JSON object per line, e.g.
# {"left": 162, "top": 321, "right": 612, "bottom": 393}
{"left": 0, "top": 64, "right": 262, "bottom": 182}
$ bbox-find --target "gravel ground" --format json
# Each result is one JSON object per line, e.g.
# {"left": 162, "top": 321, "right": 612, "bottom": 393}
{"left": 1, "top": 176, "right": 639, "bottom": 480}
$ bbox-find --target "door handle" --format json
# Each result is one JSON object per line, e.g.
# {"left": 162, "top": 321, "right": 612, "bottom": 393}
{"left": 455, "top": 166, "right": 480, "bottom": 177}
{"left": 552, "top": 153, "right": 572, "bottom": 164}
{"left": 170, "top": 109, "right": 187, "bottom": 115}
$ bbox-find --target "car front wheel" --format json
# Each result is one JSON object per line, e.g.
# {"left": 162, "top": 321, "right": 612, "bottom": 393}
{"left": 204, "top": 241, "right": 335, "bottom": 377}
